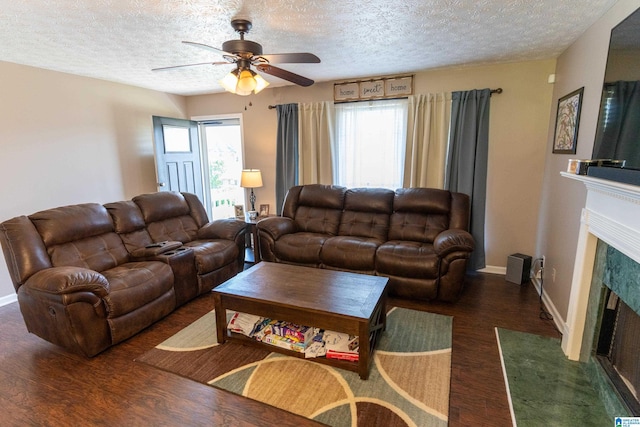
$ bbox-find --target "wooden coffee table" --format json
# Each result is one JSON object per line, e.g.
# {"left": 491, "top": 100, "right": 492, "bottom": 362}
{"left": 212, "top": 262, "right": 388, "bottom": 379}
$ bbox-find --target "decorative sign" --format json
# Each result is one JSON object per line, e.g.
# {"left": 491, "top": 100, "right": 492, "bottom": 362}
{"left": 334, "top": 75, "right": 413, "bottom": 102}
{"left": 385, "top": 77, "right": 413, "bottom": 97}
{"left": 334, "top": 83, "right": 359, "bottom": 101}
{"left": 360, "top": 80, "right": 385, "bottom": 99}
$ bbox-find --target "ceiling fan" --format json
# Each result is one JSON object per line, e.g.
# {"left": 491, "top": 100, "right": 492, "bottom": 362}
{"left": 153, "top": 19, "right": 321, "bottom": 95}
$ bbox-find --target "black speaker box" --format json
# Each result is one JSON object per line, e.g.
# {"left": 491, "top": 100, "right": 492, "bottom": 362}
{"left": 506, "top": 253, "right": 532, "bottom": 285}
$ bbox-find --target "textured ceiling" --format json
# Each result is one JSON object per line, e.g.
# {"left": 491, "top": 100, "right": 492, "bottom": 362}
{"left": 0, "top": 0, "right": 620, "bottom": 96}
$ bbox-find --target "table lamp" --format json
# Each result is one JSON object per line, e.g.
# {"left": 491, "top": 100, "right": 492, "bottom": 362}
{"left": 240, "top": 169, "right": 263, "bottom": 219}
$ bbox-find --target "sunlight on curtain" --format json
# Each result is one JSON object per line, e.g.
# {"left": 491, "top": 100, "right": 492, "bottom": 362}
{"left": 298, "top": 102, "right": 335, "bottom": 185}
{"left": 403, "top": 93, "right": 451, "bottom": 189}
{"left": 334, "top": 99, "right": 408, "bottom": 189}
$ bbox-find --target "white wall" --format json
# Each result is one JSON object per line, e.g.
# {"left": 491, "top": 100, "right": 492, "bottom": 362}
{"left": 536, "top": 0, "right": 639, "bottom": 324}
{"left": 187, "top": 59, "right": 556, "bottom": 272}
{"left": 0, "top": 55, "right": 561, "bottom": 303}
{"left": 0, "top": 61, "right": 188, "bottom": 301}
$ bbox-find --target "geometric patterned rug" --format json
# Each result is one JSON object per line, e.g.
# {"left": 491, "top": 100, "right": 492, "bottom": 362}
{"left": 136, "top": 307, "right": 452, "bottom": 427}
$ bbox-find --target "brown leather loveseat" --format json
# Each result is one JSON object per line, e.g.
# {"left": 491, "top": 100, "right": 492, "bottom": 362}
{"left": 257, "top": 185, "right": 475, "bottom": 302}
{"left": 0, "top": 191, "right": 245, "bottom": 356}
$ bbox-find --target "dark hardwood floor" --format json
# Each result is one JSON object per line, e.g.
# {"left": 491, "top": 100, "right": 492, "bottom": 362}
{"left": 0, "top": 270, "right": 560, "bottom": 426}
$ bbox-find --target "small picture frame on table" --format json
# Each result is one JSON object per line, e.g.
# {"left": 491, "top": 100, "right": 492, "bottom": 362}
{"left": 259, "top": 204, "right": 270, "bottom": 217}
{"left": 552, "top": 87, "right": 584, "bottom": 154}
{"left": 234, "top": 204, "right": 245, "bottom": 220}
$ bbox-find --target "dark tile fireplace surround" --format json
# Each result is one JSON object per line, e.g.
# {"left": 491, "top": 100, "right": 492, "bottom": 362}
{"left": 588, "top": 242, "right": 640, "bottom": 415}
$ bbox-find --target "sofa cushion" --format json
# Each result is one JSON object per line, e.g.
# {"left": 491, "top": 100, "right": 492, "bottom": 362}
{"left": 134, "top": 192, "right": 200, "bottom": 243}
{"left": 48, "top": 233, "right": 130, "bottom": 272}
{"left": 284, "top": 185, "right": 346, "bottom": 235}
{"left": 101, "top": 261, "right": 174, "bottom": 318}
{"left": 274, "top": 232, "right": 329, "bottom": 265}
{"left": 146, "top": 216, "right": 200, "bottom": 243}
{"left": 375, "top": 241, "right": 440, "bottom": 278}
{"left": 388, "top": 188, "right": 453, "bottom": 243}
{"left": 105, "top": 200, "right": 154, "bottom": 252}
{"left": 321, "top": 236, "right": 380, "bottom": 271}
{"left": 183, "top": 240, "right": 239, "bottom": 274}
{"left": 133, "top": 192, "right": 190, "bottom": 223}
{"left": 388, "top": 212, "right": 449, "bottom": 243}
{"left": 29, "top": 203, "right": 131, "bottom": 272}
{"left": 337, "top": 187, "right": 393, "bottom": 241}
{"left": 31, "top": 203, "right": 114, "bottom": 246}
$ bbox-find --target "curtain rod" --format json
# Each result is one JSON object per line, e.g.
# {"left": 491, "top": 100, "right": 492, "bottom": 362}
{"left": 268, "top": 88, "right": 503, "bottom": 109}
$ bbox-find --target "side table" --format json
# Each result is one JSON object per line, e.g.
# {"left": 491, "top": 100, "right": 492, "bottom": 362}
{"left": 245, "top": 219, "right": 260, "bottom": 263}
{"left": 244, "top": 215, "right": 273, "bottom": 263}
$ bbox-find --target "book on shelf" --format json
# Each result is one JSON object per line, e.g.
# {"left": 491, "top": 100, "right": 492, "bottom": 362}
{"left": 326, "top": 349, "right": 359, "bottom": 362}
{"left": 225, "top": 312, "right": 360, "bottom": 361}
{"left": 262, "top": 333, "right": 307, "bottom": 353}
{"left": 323, "top": 330, "right": 359, "bottom": 361}
{"left": 227, "top": 312, "right": 265, "bottom": 337}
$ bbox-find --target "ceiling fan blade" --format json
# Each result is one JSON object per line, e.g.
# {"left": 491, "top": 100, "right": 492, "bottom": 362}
{"left": 182, "top": 41, "right": 237, "bottom": 59}
{"left": 152, "top": 62, "right": 228, "bottom": 71}
{"left": 256, "top": 64, "right": 314, "bottom": 87}
{"left": 259, "top": 52, "right": 320, "bottom": 64}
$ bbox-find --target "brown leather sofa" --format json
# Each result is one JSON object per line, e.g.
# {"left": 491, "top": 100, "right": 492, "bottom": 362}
{"left": 257, "top": 185, "right": 475, "bottom": 302}
{"left": 0, "top": 191, "right": 245, "bottom": 357}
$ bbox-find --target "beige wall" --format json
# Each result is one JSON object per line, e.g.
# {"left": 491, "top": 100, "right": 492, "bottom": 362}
{"left": 187, "top": 59, "right": 556, "bottom": 270}
{"left": 0, "top": 61, "right": 187, "bottom": 300}
{"left": 536, "top": 0, "right": 639, "bottom": 324}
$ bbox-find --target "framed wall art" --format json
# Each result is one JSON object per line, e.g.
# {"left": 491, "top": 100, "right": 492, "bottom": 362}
{"left": 552, "top": 87, "right": 584, "bottom": 154}
{"left": 234, "top": 204, "right": 245, "bottom": 220}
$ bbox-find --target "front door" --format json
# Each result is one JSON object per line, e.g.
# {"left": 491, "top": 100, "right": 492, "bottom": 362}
{"left": 152, "top": 116, "right": 205, "bottom": 203}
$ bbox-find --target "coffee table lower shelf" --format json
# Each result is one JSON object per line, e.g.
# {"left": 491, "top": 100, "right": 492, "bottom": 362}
{"left": 224, "top": 330, "right": 367, "bottom": 375}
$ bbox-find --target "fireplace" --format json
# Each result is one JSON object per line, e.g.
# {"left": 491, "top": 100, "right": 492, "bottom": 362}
{"left": 561, "top": 172, "right": 640, "bottom": 415}
{"left": 590, "top": 236, "right": 640, "bottom": 415}
{"left": 596, "top": 287, "right": 640, "bottom": 414}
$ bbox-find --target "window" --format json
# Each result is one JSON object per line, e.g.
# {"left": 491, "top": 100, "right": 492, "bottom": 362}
{"left": 334, "top": 99, "right": 408, "bottom": 189}
{"left": 199, "top": 118, "right": 245, "bottom": 219}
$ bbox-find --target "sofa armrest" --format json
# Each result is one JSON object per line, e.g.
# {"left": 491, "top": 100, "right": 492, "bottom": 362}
{"left": 198, "top": 219, "right": 246, "bottom": 241}
{"left": 433, "top": 229, "right": 475, "bottom": 257}
{"left": 23, "top": 266, "right": 110, "bottom": 297}
{"left": 256, "top": 216, "right": 297, "bottom": 241}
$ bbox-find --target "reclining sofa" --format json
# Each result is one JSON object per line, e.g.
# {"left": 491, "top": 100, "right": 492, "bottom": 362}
{"left": 0, "top": 191, "right": 245, "bottom": 356}
{"left": 257, "top": 185, "right": 475, "bottom": 302}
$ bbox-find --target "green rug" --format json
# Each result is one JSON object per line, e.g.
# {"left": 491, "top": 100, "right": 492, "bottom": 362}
{"left": 137, "top": 307, "right": 453, "bottom": 427}
{"left": 496, "top": 328, "right": 611, "bottom": 426}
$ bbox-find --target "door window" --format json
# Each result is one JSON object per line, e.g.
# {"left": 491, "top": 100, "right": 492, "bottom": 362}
{"left": 200, "top": 118, "right": 245, "bottom": 220}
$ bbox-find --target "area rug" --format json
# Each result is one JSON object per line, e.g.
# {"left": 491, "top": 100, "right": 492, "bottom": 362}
{"left": 137, "top": 307, "right": 452, "bottom": 426}
{"left": 495, "top": 328, "right": 611, "bottom": 426}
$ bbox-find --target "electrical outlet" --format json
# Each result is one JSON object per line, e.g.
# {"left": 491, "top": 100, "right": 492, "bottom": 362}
{"left": 552, "top": 268, "right": 557, "bottom": 283}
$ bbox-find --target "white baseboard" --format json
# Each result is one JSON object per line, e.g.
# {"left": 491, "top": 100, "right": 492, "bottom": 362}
{"left": 531, "top": 277, "right": 566, "bottom": 335}
{"left": 478, "top": 265, "right": 507, "bottom": 275}
{"left": 0, "top": 293, "right": 17, "bottom": 307}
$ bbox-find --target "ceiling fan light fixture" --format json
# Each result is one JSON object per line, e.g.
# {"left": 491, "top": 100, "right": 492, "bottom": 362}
{"left": 219, "top": 67, "right": 270, "bottom": 96}
{"left": 253, "top": 73, "right": 270, "bottom": 94}
{"left": 237, "top": 69, "right": 257, "bottom": 93}
{"left": 219, "top": 69, "right": 240, "bottom": 93}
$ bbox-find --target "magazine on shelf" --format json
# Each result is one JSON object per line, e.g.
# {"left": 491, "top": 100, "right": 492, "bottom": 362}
{"left": 227, "top": 312, "right": 265, "bottom": 337}
{"left": 226, "top": 312, "right": 360, "bottom": 361}
{"left": 323, "top": 330, "right": 359, "bottom": 361}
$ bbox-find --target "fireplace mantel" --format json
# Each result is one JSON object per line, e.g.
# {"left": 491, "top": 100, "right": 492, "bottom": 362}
{"left": 561, "top": 172, "right": 640, "bottom": 360}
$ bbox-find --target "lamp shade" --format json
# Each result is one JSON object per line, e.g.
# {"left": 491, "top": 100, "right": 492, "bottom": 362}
{"left": 219, "top": 67, "right": 270, "bottom": 96}
{"left": 240, "top": 169, "right": 263, "bottom": 188}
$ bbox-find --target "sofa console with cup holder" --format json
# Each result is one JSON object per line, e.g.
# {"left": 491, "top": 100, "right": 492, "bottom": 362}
{"left": 0, "top": 191, "right": 246, "bottom": 357}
